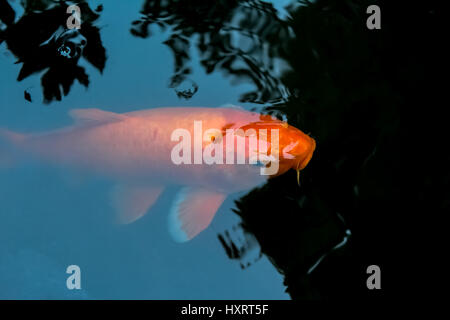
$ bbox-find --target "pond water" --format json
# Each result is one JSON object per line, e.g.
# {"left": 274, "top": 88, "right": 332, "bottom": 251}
{"left": 0, "top": 0, "right": 296, "bottom": 299}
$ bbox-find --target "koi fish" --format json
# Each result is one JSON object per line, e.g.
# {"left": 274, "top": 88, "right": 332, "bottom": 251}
{"left": 0, "top": 107, "right": 315, "bottom": 242}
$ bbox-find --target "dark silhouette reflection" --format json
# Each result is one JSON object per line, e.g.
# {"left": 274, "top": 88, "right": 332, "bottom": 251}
{"left": 131, "top": 0, "right": 291, "bottom": 104}
{"left": 23, "top": 89, "right": 32, "bottom": 102}
{"left": 218, "top": 223, "right": 262, "bottom": 270}
{"left": 170, "top": 76, "right": 199, "bottom": 99}
{"left": 133, "top": 0, "right": 446, "bottom": 299}
{"left": 0, "top": 0, "right": 106, "bottom": 103}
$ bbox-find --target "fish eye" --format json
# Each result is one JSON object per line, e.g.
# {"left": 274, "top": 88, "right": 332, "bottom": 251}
{"left": 206, "top": 132, "right": 222, "bottom": 144}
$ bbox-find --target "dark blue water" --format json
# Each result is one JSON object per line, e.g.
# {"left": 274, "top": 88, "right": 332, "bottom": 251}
{"left": 0, "top": 0, "right": 293, "bottom": 299}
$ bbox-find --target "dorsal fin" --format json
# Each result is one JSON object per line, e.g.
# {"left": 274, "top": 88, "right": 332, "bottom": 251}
{"left": 69, "top": 108, "right": 128, "bottom": 125}
{"left": 219, "top": 104, "right": 244, "bottom": 110}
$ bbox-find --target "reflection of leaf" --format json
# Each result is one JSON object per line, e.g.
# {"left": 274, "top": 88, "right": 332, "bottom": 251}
{"left": 0, "top": 0, "right": 15, "bottom": 26}
{"left": 41, "top": 63, "right": 89, "bottom": 103}
{"left": 17, "top": 45, "right": 54, "bottom": 81}
{"left": 81, "top": 25, "right": 106, "bottom": 73}
{"left": 172, "top": 78, "right": 198, "bottom": 100}
{"left": 24, "top": 90, "right": 32, "bottom": 102}
{"left": 2, "top": 0, "right": 106, "bottom": 103}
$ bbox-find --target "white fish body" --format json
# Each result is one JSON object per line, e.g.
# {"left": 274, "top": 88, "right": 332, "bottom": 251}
{"left": 1, "top": 107, "right": 270, "bottom": 242}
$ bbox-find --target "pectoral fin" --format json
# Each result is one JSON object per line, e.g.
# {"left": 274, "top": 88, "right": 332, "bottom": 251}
{"left": 111, "top": 184, "right": 164, "bottom": 224}
{"left": 168, "top": 187, "right": 227, "bottom": 242}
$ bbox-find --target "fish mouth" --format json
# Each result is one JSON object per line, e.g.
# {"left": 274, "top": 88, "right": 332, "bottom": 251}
{"left": 296, "top": 138, "right": 316, "bottom": 171}
{"left": 294, "top": 137, "right": 316, "bottom": 185}
{"left": 297, "top": 149, "right": 314, "bottom": 171}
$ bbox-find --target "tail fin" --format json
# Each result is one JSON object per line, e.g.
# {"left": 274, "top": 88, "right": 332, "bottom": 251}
{"left": 0, "top": 128, "right": 25, "bottom": 168}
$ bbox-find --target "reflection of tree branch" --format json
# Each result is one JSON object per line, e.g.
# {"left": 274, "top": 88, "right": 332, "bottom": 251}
{"left": 131, "top": 0, "right": 291, "bottom": 104}
{"left": 0, "top": 0, "right": 106, "bottom": 103}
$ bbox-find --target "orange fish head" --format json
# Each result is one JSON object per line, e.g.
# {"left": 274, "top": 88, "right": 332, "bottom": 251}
{"left": 229, "top": 113, "right": 315, "bottom": 184}
{"left": 276, "top": 124, "right": 316, "bottom": 184}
